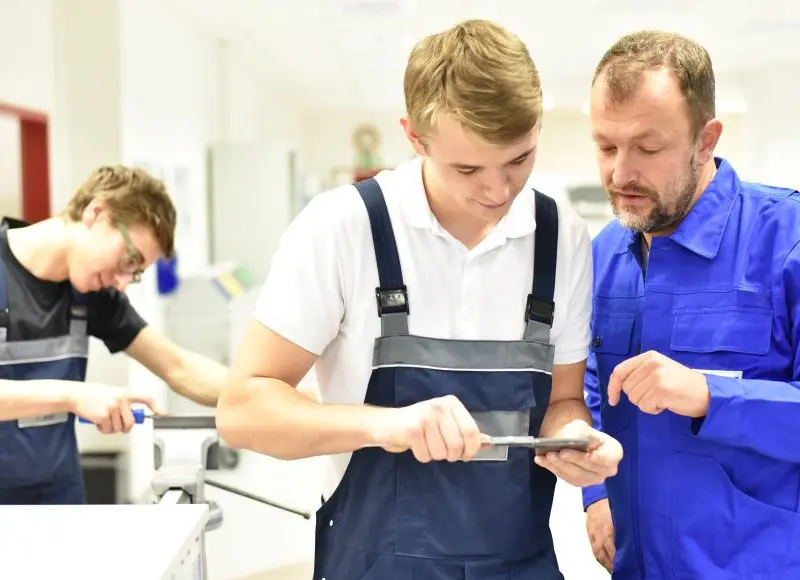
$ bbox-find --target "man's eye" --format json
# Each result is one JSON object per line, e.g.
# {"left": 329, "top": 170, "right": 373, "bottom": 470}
{"left": 122, "top": 256, "right": 141, "bottom": 269}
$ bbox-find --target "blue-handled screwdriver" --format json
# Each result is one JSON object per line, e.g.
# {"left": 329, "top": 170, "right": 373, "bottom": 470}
{"left": 78, "top": 407, "right": 150, "bottom": 425}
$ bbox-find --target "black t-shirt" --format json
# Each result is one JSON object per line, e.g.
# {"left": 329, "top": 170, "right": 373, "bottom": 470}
{"left": 0, "top": 218, "right": 147, "bottom": 352}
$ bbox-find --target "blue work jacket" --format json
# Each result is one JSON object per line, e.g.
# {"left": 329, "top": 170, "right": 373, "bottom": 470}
{"left": 583, "top": 158, "right": 800, "bottom": 579}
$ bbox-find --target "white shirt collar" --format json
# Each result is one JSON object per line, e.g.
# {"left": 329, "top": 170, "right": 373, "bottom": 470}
{"left": 398, "top": 157, "right": 537, "bottom": 239}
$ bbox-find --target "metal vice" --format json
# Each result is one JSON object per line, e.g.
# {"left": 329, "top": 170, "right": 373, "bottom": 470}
{"left": 150, "top": 415, "right": 223, "bottom": 519}
{"left": 147, "top": 415, "right": 312, "bottom": 576}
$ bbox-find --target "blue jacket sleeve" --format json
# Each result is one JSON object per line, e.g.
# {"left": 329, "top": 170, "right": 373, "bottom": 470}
{"left": 693, "top": 242, "right": 800, "bottom": 462}
{"left": 582, "top": 347, "right": 608, "bottom": 509}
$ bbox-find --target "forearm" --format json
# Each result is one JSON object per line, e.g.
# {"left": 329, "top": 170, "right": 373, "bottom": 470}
{"left": 539, "top": 397, "right": 592, "bottom": 437}
{"left": 0, "top": 379, "right": 76, "bottom": 421}
{"left": 216, "top": 376, "right": 384, "bottom": 460}
{"left": 164, "top": 348, "right": 227, "bottom": 407}
{"left": 695, "top": 375, "right": 800, "bottom": 462}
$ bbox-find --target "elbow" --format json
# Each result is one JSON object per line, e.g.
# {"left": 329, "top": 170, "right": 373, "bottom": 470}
{"left": 215, "top": 382, "right": 298, "bottom": 460}
{"left": 215, "top": 387, "right": 250, "bottom": 450}
{"left": 215, "top": 375, "right": 310, "bottom": 461}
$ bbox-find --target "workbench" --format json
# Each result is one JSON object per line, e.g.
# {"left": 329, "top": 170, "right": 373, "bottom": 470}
{"left": 0, "top": 503, "right": 209, "bottom": 580}
{"left": 0, "top": 414, "right": 310, "bottom": 580}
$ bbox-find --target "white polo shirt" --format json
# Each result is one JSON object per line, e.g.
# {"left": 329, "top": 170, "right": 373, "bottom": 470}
{"left": 254, "top": 157, "right": 592, "bottom": 497}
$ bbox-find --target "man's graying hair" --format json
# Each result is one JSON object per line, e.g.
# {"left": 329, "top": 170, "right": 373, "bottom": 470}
{"left": 593, "top": 30, "right": 716, "bottom": 134}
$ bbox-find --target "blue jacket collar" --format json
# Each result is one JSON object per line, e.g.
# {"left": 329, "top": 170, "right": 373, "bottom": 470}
{"left": 613, "top": 157, "right": 739, "bottom": 258}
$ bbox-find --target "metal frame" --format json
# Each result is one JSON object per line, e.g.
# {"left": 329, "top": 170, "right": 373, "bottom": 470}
{"left": 148, "top": 415, "right": 311, "bottom": 578}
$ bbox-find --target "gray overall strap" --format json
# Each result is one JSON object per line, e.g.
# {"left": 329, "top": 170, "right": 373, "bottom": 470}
{"left": 69, "top": 287, "right": 89, "bottom": 337}
{"left": 0, "top": 261, "right": 8, "bottom": 344}
{"left": 525, "top": 190, "right": 559, "bottom": 342}
{"left": 354, "top": 178, "right": 409, "bottom": 336}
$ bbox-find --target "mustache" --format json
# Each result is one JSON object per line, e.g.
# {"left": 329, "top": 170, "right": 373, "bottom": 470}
{"left": 608, "top": 186, "right": 656, "bottom": 198}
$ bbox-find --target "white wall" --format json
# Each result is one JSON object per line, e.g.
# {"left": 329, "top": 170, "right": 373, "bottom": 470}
{"left": 738, "top": 64, "right": 800, "bottom": 188}
{"left": 119, "top": 0, "right": 216, "bottom": 272}
{"left": 0, "top": 0, "right": 55, "bottom": 113}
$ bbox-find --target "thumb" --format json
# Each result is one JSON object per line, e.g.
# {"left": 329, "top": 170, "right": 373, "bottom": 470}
{"left": 127, "top": 394, "right": 163, "bottom": 415}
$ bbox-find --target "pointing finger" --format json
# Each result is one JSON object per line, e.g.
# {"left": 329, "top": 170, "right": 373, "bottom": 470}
{"left": 608, "top": 354, "right": 647, "bottom": 406}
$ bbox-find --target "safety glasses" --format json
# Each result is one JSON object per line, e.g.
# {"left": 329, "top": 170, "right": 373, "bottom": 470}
{"left": 115, "top": 222, "right": 145, "bottom": 283}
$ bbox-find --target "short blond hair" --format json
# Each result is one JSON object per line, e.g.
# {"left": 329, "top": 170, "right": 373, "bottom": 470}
{"left": 404, "top": 19, "right": 543, "bottom": 144}
{"left": 65, "top": 165, "right": 177, "bottom": 258}
{"left": 593, "top": 30, "right": 715, "bottom": 134}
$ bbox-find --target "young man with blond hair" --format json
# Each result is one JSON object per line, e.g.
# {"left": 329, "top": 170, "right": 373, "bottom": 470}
{"left": 0, "top": 165, "right": 227, "bottom": 504}
{"left": 218, "top": 19, "right": 622, "bottom": 579}
{"left": 583, "top": 30, "right": 800, "bottom": 578}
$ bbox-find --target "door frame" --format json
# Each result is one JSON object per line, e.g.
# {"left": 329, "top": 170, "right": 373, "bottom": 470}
{"left": 0, "top": 101, "right": 51, "bottom": 223}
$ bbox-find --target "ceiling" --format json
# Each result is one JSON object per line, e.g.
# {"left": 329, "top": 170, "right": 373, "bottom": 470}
{"left": 168, "top": 0, "right": 800, "bottom": 114}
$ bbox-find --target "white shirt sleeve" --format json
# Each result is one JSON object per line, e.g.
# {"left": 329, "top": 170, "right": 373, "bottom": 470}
{"left": 253, "top": 191, "right": 349, "bottom": 356}
{"left": 553, "top": 215, "right": 593, "bottom": 365}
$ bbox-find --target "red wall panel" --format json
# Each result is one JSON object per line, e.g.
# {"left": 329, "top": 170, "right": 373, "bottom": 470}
{"left": 0, "top": 102, "right": 50, "bottom": 223}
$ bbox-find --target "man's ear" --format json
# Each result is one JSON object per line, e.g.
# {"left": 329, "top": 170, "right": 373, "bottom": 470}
{"left": 400, "top": 117, "right": 427, "bottom": 157}
{"left": 81, "top": 198, "right": 106, "bottom": 227}
{"left": 697, "top": 118, "right": 723, "bottom": 165}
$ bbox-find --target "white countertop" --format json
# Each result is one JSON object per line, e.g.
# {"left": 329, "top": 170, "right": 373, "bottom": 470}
{"left": 0, "top": 503, "right": 209, "bottom": 580}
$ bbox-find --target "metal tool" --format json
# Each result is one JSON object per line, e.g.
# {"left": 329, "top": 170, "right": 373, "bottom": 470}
{"left": 482, "top": 435, "right": 591, "bottom": 452}
{"left": 363, "top": 435, "right": 592, "bottom": 452}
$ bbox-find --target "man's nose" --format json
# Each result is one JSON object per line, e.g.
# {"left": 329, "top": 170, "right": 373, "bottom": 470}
{"left": 483, "top": 173, "right": 512, "bottom": 204}
{"left": 612, "top": 153, "right": 637, "bottom": 189}
{"left": 113, "top": 273, "right": 131, "bottom": 291}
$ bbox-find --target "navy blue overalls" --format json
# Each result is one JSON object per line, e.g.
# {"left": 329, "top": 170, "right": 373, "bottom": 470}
{"left": 314, "top": 178, "right": 563, "bottom": 580}
{"left": 0, "top": 263, "right": 90, "bottom": 504}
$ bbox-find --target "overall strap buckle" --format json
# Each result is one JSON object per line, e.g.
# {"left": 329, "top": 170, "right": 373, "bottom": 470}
{"left": 525, "top": 295, "right": 555, "bottom": 327}
{"left": 375, "top": 287, "right": 409, "bottom": 316}
{"left": 375, "top": 287, "right": 409, "bottom": 336}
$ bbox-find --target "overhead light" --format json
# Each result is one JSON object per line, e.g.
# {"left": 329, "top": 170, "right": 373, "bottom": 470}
{"left": 542, "top": 94, "right": 555, "bottom": 111}
{"left": 581, "top": 102, "right": 590, "bottom": 115}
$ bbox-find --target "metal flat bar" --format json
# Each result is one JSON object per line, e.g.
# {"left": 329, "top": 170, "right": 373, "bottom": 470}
{"left": 483, "top": 435, "right": 538, "bottom": 447}
{"left": 483, "top": 436, "right": 591, "bottom": 451}
{"left": 204, "top": 478, "right": 311, "bottom": 520}
{"left": 153, "top": 415, "right": 217, "bottom": 430}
